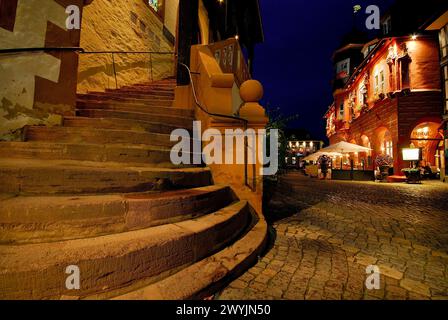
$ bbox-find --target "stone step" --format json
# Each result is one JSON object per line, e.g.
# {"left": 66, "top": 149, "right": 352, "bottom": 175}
{"left": 76, "top": 109, "right": 194, "bottom": 128}
{"left": 25, "top": 126, "right": 178, "bottom": 148}
{"left": 86, "top": 91, "right": 173, "bottom": 100}
{"left": 0, "top": 158, "right": 211, "bottom": 195}
{"left": 77, "top": 94, "right": 173, "bottom": 107}
{"left": 76, "top": 101, "right": 192, "bottom": 118}
{"left": 0, "top": 200, "right": 250, "bottom": 299}
{"left": 111, "top": 212, "right": 268, "bottom": 300}
{"left": 0, "top": 141, "right": 197, "bottom": 167}
{"left": 63, "top": 116, "right": 190, "bottom": 134}
{"left": 121, "top": 84, "right": 175, "bottom": 91}
{"left": 126, "top": 86, "right": 174, "bottom": 92}
{"left": 0, "top": 185, "right": 234, "bottom": 244}
{"left": 106, "top": 88, "right": 174, "bottom": 98}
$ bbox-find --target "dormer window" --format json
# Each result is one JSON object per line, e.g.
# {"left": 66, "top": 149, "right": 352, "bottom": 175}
{"left": 374, "top": 68, "right": 385, "bottom": 96}
{"left": 339, "top": 101, "right": 344, "bottom": 119}
{"left": 336, "top": 58, "right": 350, "bottom": 79}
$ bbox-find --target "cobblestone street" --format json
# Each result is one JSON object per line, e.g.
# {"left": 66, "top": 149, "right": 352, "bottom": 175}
{"left": 217, "top": 173, "right": 448, "bottom": 300}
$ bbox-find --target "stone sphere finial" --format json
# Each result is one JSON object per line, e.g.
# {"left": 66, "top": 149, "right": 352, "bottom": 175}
{"left": 240, "top": 80, "right": 264, "bottom": 103}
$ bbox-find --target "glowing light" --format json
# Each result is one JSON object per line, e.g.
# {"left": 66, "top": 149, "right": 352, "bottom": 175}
{"left": 353, "top": 5, "right": 362, "bottom": 13}
{"left": 411, "top": 34, "right": 417, "bottom": 40}
{"left": 218, "top": 0, "right": 224, "bottom": 4}
{"left": 235, "top": 35, "right": 239, "bottom": 40}
{"left": 402, "top": 148, "right": 420, "bottom": 161}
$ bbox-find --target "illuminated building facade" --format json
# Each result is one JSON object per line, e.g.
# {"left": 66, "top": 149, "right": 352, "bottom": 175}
{"left": 325, "top": 2, "right": 448, "bottom": 179}
{"left": 424, "top": 10, "right": 448, "bottom": 182}
{"left": 285, "top": 139, "right": 324, "bottom": 167}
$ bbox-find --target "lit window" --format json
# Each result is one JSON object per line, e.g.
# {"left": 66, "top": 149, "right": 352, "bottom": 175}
{"left": 146, "top": 0, "right": 165, "bottom": 20}
{"left": 374, "top": 74, "right": 379, "bottom": 95}
{"left": 339, "top": 101, "right": 344, "bottom": 119}
{"left": 374, "top": 68, "right": 386, "bottom": 96}
{"left": 444, "top": 65, "right": 448, "bottom": 113}
{"left": 148, "top": 0, "right": 160, "bottom": 12}
{"left": 439, "top": 24, "right": 448, "bottom": 59}
{"left": 384, "top": 140, "right": 393, "bottom": 158}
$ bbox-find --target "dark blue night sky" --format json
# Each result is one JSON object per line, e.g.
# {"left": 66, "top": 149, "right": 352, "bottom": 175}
{"left": 253, "top": 0, "right": 395, "bottom": 142}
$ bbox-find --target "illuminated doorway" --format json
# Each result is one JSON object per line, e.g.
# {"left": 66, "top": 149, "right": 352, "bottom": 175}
{"left": 410, "top": 122, "right": 443, "bottom": 173}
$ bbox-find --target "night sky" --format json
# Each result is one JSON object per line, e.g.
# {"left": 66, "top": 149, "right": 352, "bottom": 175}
{"left": 254, "top": 0, "right": 395, "bottom": 143}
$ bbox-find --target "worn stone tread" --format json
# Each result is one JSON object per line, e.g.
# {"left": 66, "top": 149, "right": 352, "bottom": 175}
{"left": 0, "top": 201, "right": 250, "bottom": 300}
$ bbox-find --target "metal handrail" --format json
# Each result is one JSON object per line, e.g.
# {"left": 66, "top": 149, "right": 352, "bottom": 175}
{"left": 80, "top": 50, "right": 176, "bottom": 89}
{"left": 80, "top": 50, "right": 174, "bottom": 54}
{"left": 178, "top": 62, "right": 256, "bottom": 191}
{"left": 178, "top": 62, "right": 247, "bottom": 124}
{"left": 0, "top": 47, "right": 175, "bottom": 55}
{"left": 0, "top": 47, "right": 176, "bottom": 89}
{"left": 0, "top": 47, "right": 84, "bottom": 54}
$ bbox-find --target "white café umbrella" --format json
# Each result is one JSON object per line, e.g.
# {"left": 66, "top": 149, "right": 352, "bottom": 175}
{"left": 320, "top": 141, "right": 372, "bottom": 169}
{"left": 320, "top": 141, "right": 371, "bottom": 154}
{"left": 302, "top": 151, "right": 343, "bottom": 162}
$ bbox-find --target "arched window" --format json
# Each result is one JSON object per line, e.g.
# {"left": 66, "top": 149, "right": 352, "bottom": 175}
{"left": 382, "top": 131, "right": 393, "bottom": 158}
{"left": 384, "top": 140, "right": 393, "bottom": 158}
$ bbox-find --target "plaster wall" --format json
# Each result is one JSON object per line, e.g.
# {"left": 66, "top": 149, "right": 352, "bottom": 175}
{"left": 0, "top": 0, "right": 84, "bottom": 140}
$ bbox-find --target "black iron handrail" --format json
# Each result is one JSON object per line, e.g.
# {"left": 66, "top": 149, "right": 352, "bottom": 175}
{"left": 80, "top": 50, "right": 175, "bottom": 89}
{"left": 178, "top": 62, "right": 256, "bottom": 191}
{"left": 0, "top": 47, "right": 176, "bottom": 89}
{"left": 0, "top": 47, "right": 175, "bottom": 55}
{"left": 178, "top": 62, "right": 246, "bottom": 124}
{"left": 81, "top": 50, "right": 174, "bottom": 54}
{"left": 0, "top": 47, "right": 84, "bottom": 54}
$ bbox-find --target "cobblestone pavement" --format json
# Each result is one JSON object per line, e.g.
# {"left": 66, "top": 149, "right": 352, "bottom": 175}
{"left": 217, "top": 172, "right": 448, "bottom": 300}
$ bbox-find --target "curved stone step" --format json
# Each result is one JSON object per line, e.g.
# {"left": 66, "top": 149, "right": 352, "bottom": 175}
{"left": 0, "top": 141, "right": 197, "bottom": 167}
{"left": 63, "top": 116, "right": 190, "bottom": 134}
{"left": 0, "top": 185, "right": 234, "bottom": 244}
{"left": 106, "top": 88, "right": 174, "bottom": 98}
{"left": 101, "top": 211, "right": 268, "bottom": 300}
{"left": 120, "top": 86, "right": 174, "bottom": 92}
{"left": 0, "top": 158, "right": 211, "bottom": 194}
{"left": 120, "top": 84, "right": 174, "bottom": 90}
{"left": 25, "top": 126, "right": 178, "bottom": 148}
{"left": 86, "top": 91, "right": 173, "bottom": 100}
{"left": 77, "top": 95, "right": 173, "bottom": 107}
{"left": 77, "top": 109, "right": 193, "bottom": 128}
{"left": 0, "top": 201, "right": 250, "bottom": 300}
{"left": 76, "top": 101, "right": 193, "bottom": 117}
{"left": 77, "top": 94, "right": 173, "bottom": 106}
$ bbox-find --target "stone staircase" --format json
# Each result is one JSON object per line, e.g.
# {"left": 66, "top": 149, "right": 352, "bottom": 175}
{"left": 0, "top": 79, "right": 267, "bottom": 300}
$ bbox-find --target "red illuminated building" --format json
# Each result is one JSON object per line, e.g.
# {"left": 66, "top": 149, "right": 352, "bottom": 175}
{"left": 325, "top": 3, "right": 446, "bottom": 178}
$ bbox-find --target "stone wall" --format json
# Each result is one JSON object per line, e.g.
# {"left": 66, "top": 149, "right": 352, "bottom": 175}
{"left": 0, "top": 0, "right": 85, "bottom": 141}
{"left": 77, "top": 0, "right": 175, "bottom": 93}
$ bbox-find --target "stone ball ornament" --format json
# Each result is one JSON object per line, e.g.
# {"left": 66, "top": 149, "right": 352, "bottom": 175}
{"left": 240, "top": 80, "right": 264, "bottom": 103}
